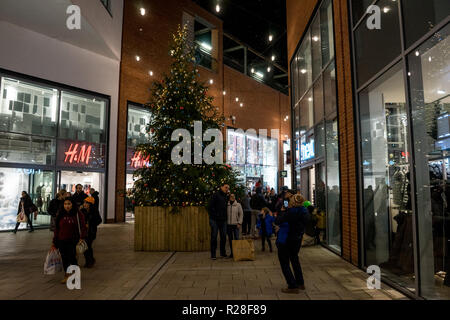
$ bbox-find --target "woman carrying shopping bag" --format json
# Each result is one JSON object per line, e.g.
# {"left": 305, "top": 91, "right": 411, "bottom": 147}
{"left": 52, "top": 198, "right": 87, "bottom": 284}
{"left": 13, "top": 191, "right": 36, "bottom": 233}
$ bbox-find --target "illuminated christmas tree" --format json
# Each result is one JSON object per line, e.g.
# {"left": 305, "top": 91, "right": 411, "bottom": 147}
{"left": 132, "top": 25, "right": 244, "bottom": 211}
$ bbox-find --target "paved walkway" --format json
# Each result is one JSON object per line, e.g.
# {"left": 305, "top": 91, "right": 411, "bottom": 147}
{"left": 0, "top": 223, "right": 408, "bottom": 300}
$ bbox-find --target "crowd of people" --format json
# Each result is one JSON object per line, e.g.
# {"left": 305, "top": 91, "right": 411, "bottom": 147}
{"left": 13, "top": 185, "right": 102, "bottom": 284}
{"left": 208, "top": 182, "right": 317, "bottom": 294}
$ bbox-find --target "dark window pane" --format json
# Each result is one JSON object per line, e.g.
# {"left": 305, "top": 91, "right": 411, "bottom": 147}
{"left": 298, "top": 30, "right": 312, "bottom": 98}
{"left": 403, "top": 0, "right": 450, "bottom": 48}
{"left": 351, "top": 0, "right": 376, "bottom": 25}
{"left": 324, "top": 61, "right": 337, "bottom": 117}
{"left": 311, "top": 14, "right": 322, "bottom": 80}
{"left": 320, "top": 0, "right": 335, "bottom": 65}
{"left": 354, "top": 0, "right": 401, "bottom": 87}
{"left": 299, "top": 90, "right": 314, "bottom": 133}
{"left": 314, "top": 75, "right": 324, "bottom": 123}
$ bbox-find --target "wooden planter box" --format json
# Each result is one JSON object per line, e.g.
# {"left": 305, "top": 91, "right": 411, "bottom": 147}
{"left": 134, "top": 206, "right": 210, "bottom": 252}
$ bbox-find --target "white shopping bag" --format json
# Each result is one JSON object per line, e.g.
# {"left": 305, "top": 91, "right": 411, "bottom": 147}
{"left": 44, "top": 248, "right": 63, "bottom": 275}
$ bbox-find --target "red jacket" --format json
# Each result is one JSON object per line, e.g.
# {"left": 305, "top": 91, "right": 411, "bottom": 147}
{"left": 53, "top": 210, "right": 87, "bottom": 243}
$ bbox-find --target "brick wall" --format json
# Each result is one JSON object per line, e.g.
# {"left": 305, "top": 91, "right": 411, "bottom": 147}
{"left": 115, "top": 0, "right": 290, "bottom": 221}
{"left": 286, "top": 0, "right": 359, "bottom": 266}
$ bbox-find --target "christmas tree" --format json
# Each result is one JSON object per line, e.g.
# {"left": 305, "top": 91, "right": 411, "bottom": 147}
{"left": 132, "top": 25, "right": 244, "bottom": 211}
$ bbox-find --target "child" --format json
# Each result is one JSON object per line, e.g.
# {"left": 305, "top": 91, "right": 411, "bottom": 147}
{"left": 256, "top": 207, "right": 275, "bottom": 252}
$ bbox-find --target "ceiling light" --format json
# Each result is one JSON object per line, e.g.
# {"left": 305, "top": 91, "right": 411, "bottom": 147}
{"left": 428, "top": 56, "right": 432, "bottom": 62}
{"left": 209, "top": 79, "right": 214, "bottom": 84}
{"left": 149, "top": 71, "right": 153, "bottom": 76}
{"left": 140, "top": 8, "right": 146, "bottom": 16}
{"left": 235, "top": 97, "right": 239, "bottom": 102}
{"left": 240, "top": 103, "right": 244, "bottom": 107}
{"left": 312, "top": 36, "right": 319, "bottom": 42}
{"left": 408, "top": 72, "right": 411, "bottom": 76}
{"left": 286, "top": 116, "right": 289, "bottom": 120}
{"left": 251, "top": 68, "right": 255, "bottom": 73}
{"left": 136, "top": 55, "right": 141, "bottom": 61}
{"left": 300, "top": 69, "right": 307, "bottom": 74}
{"left": 269, "top": 34, "right": 273, "bottom": 42}
{"left": 415, "top": 51, "right": 420, "bottom": 56}
{"left": 383, "top": 7, "right": 390, "bottom": 13}
{"left": 200, "top": 42, "right": 212, "bottom": 52}
{"left": 308, "top": 97, "right": 313, "bottom": 102}
{"left": 223, "top": 91, "right": 226, "bottom": 95}
{"left": 271, "top": 55, "right": 275, "bottom": 61}
{"left": 255, "top": 71, "right": 264, "bottom": 79}
{"left": 216, "top": 4, "right": 220, "bottom": 12}
{"left": 267, "top": 67, "right": 271, "bottom": 72}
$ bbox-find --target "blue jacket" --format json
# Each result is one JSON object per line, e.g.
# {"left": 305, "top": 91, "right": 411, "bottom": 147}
{"left": 276, "top": 222, "right": 290, "bottom": 244}
{"left": 256, "top": 214, "right": 275, "bottom": 235}
{"left": 275, "top": 206, "right": 309, "bottom": 242}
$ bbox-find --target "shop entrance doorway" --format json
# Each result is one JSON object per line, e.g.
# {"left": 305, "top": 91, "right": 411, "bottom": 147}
{"left": 58, "top": 171, "right": 104, "bottom": 216}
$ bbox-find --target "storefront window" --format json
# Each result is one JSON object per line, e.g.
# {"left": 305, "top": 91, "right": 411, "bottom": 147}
{"left": 320, "top": 0, "right": 335, "bottom": 66}
{"left": 0, "top": 132, "right": 55, "bottom": 165}
{"left": 402, "top": 0, "right": 450, "bottom": 48}
{"left": 314, "top": 76, "right": 324, "bottom": 123}
{"left": 0, "top": 77, "right": 58, "bottom": 137}
{"left": 300, "top": 90, "right": 314, "bottom": 132}
{"left": 408, "top": 24, "right": 450, "bottom": 299}
{"left": 326, "top": 119, "right": 341, "bottom": 251}
{"left": 0, "top": 74, "right": 109, "bottom": 231}
{"left": 311, "top": 15, "right": 322, "bottom": 81}
{"left": 0, "top": 168, "right": 54, "bottom": 231}
{"left": 359, "top": 63, "right": 415, "bottom": 292}
{"left": 354, "top": 0, "right": 402, "bottom": 86}
{"left": 324, "top": 61, "right": 337, "bottom": 118}
{"left": 59, "top": 91, "right": 107, "bottom": 144}
{"left": 127, "top": 105, "right": 152, "bottom": 148}
{"left": 351, "top": 0, "right": 376, "bottom": 26}
{"left": 298, "top": 30, "right": 312, "bottom": 98}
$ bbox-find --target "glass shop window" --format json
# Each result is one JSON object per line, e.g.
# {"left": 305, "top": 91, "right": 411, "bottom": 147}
{"left": 0, "top": 77, "right": 58, "bottom": 137}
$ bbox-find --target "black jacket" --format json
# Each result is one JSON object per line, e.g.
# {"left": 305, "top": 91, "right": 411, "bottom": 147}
{"left": 275, "top": 206, "right": 310, "bottom": 242}
{"left": 208, "top": 190, "right": 228, "bottom": 221}
{"left": 91, "top": 191, "right": 100, "bottom": 212}
{"left": 81, "top": 207, "right": 102, "bottom": 240}
{"left": 48, "top": 198, "right": 63, "bottom": 217}
{"left": 250, "top": 193, "right": 268, "bottom": 211}
{"left": 72, "top": 191, "right": 88, "bottom": 209}
{"left": 17, "top": 196, "right": 35, "bottom": 216}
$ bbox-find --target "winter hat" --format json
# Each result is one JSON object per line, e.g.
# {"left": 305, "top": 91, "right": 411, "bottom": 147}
{"left": 84, "top": 197, "right": 95, "bottom": 205}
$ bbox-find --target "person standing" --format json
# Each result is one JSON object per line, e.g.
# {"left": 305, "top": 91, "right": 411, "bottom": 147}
{"left": 72, "top": 184, "right": 88, "bottom": 209}
{"left": 89, "top": 188, "right": 100, "bottom": 213}
{"left": 257, "top": 207, "right": 275, "bottom": 252}
{"left": 80, "top": 197, "right": 102, "bottom": 268}
{"left": 13, "top": 191, "right": 36, "bottom": 233}
{"left": 227, "top": 193, "right": 243, "bottom": 258}
{"left": 275, "top": 193, "right": 310, "bottom": 294}
{"left": 250, "top": 187, "right": 268, "bottom": 237}
{"left": 48, "top": 190, "right": 66, "bottom": 232}
{"left": 241, "top": 192, "right": 252, "bottom": 235}
{"left": 208, "top": 183, "right": 229, "bottom": 260}
{"left": 52, "top": 198, "right": 87, "bottom": 284}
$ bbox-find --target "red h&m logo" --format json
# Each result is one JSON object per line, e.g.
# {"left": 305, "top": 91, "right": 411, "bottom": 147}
{"left": 64, "top": 143, "right": 92, "bottom": 165}
{"left": 131, "top": 151, "right": 150, "bottom": 169}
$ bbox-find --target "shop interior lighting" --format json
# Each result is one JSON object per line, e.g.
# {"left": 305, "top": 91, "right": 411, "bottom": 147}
{"left": 438, "top": 90, "right": 446, "bottom": 95}
{"left": 251, "top": 68, "right": 255, "bottom": 73}
{"left": 301, "top": 69, "right": 307, "bottom": 74}
{"left": 271, "top": 55, "right": 276, "bottom": 61}
{"left": 255, "top": 71, "right": 264, "bottom": 79}
{"left": 415, "top": 51, "right": 420, "bottom": 56}
{"left": 199, "top": 42, "right": 212, "bottom": 52}
{"left": 312, "top": 36, "right": 319, "bottom": 42}
{"left": 216, "top": 4, "right": 220, "bottom": 13}
{"left": 269, "top": 34, "right": 273, "bottom": 42}
{"left": 140, "top": 8, "right": 146, "bottom": 16}
{"left": 149, "top": 71, "right": 154, "bottom": 76}
{"left": 235, "top": 97, "right": 239, "bottom": 102}
{"left": 383, "top": 7, "right": 390, "bottom": 13}
{"left": 209, "top": 79, "right": 214, "bottom": 84}
{"left": 240, "top": 103, "right": 244, "bottom": 107}
{"left": 136, "top": 55, "right": 141, "bottom": 62}
{"left": 267, "top": 66, "right": 271, "bottom": 72}
{"left": 223, "top": 91, "right": 226, "bottom": 95}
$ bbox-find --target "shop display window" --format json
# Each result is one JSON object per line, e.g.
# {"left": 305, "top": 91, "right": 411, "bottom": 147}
{"left": 0, "top": 132, "right": 55, "bottom": 165}
{"left": 408, "top": 24, "right": 450, "bottom": 299}
{"left": 359, "top": 63, "right": 415, "bottom": 292}
{"left": 0, "top": 77, "right": 58, "bottom": 137}
{"left": 59, "top": 91, "right": 107, "bottom": 144}
{"left": 127, "top": 105, "right": 152, "bottom": 148}
{"left": 299, "top": 90, "right": 314, "bottom": 132}
{"left": 298, "top": 30, "right": 312, "bottom": 99}
{"left": 311, "top": 14, "right": 322, "bottom": 81}
{"left": 354, "top": 0, "right": 402, "bottom": 86}
{"left": 320, "top": 0, "right": 334, "bottom": 66}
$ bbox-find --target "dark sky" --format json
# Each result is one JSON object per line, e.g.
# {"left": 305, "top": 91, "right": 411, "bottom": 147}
{"left": 192, "top": 0, "right": 288, "bottom": 69}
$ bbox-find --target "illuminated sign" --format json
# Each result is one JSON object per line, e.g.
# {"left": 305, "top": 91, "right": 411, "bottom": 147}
{"left": 64, "top": 143, "right": 92, "bottom": 165}
{"left": 130, "top": 151, "right": 151, "bottom": 169}
{"left": 301, "top": 140, "right": 315, "bottom": 162}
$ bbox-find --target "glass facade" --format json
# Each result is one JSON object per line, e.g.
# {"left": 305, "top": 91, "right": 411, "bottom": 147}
{"left": 226, "top": 129, "right": 278, "bottom": 192}
{"left": 125, "top": 103, "right": 152, "bottom": 221}
{"left": 291, "top": 0, "right": 341, "bottom": 252}
{"left": 0, "top": 74, "right": 108, "bottom": 231}
{"left": 351, "top": 0, "right": 450, "bottom": 299}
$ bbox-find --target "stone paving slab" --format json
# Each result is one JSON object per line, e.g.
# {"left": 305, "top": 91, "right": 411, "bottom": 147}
{"left": 0, "top": 223, "right": 408, "bottom": 300}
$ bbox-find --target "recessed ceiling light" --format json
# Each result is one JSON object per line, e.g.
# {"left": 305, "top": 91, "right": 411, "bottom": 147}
{"left": 271, "top": 55, "right": 276, "bottom": 61}
{"left": 267, "top": 67, "right": 271, "bottom": 72}
{"left": 223, "top": 91, "right": 226, "bottom": 95}
{"left": 140, "top": 8, "right": 146, "bottom": 16}
{"left": 240, "top": 103, "right": 244, "bottom": 107}
{"left": 235, "top": 97, "right": 239, "bottom": 102}
{"left": 209, "top": 79, "right": 214, "bottom": 84}
{"left": 269, "top": 35, "right": 273, "bottom": 42}
{"left": 136, "top": 56, "right": 141, "bottom": 61}
{"left": 149, "top": 71, "right": 153, "bottom": 76}
{"left": 216, "top": 4, "right": 220, "bottom": 12}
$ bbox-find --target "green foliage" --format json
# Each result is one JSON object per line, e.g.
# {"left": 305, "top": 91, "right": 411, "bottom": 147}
{"left": 131, "top": 25, "right": 244, "bottom": 209}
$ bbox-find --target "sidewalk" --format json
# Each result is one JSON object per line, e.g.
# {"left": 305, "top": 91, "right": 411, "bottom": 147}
{"left": 0, "top": 223, "right": 408, "bottom": 300}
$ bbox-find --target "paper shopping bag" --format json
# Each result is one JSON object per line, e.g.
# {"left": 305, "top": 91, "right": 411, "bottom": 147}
{"left": 232, "top": 239, "right": 256, "bottom": 262}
